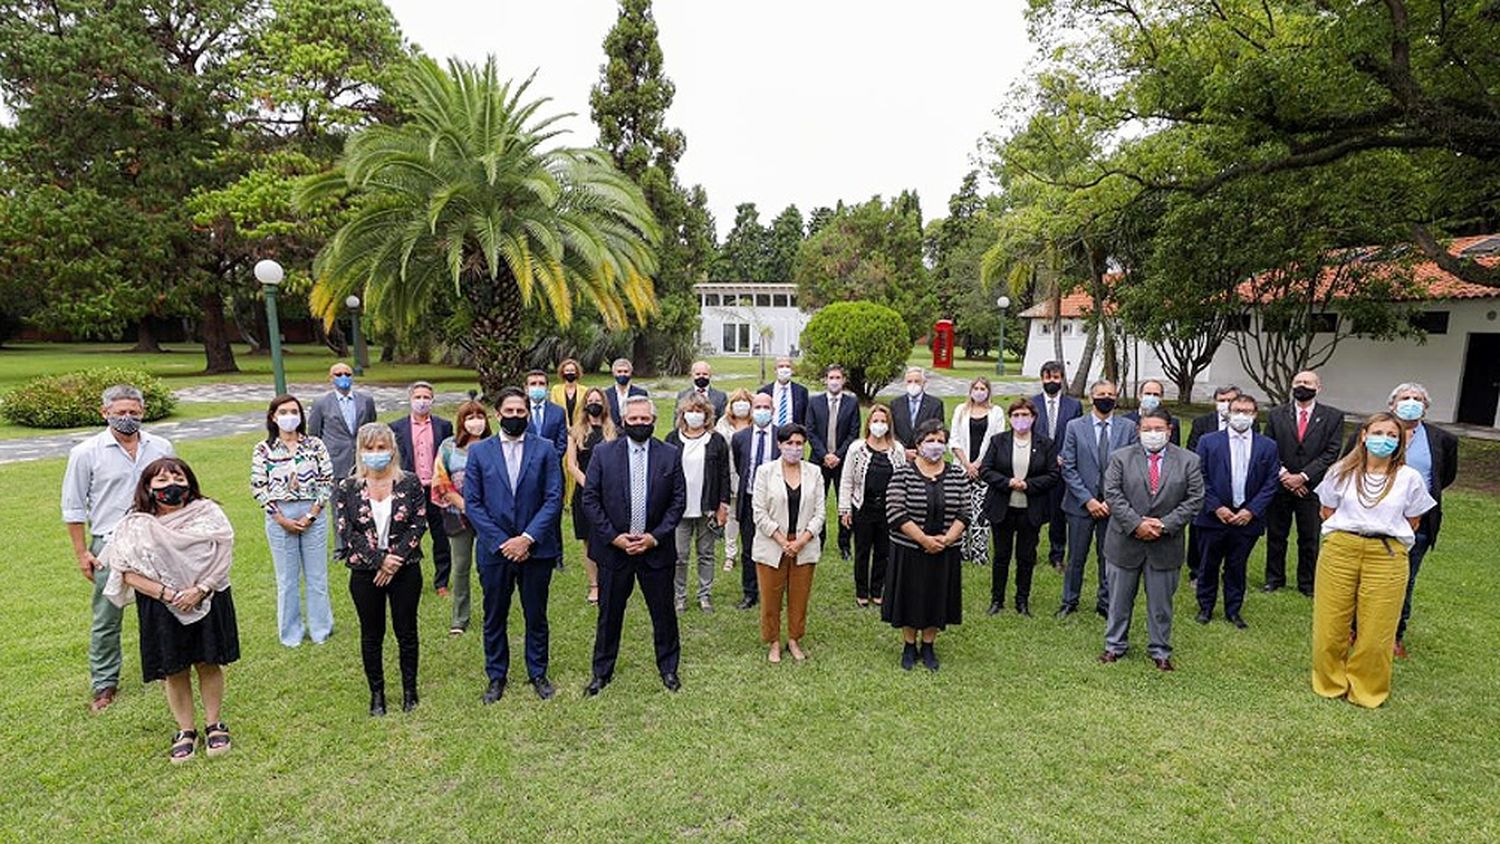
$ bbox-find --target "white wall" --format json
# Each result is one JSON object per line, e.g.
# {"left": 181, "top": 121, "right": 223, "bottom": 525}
{"left": 698, "top": 305, "right": 811, "bottom": 357}
{"left": 1019, "top": 318, "right": 1199, "bottom": 385}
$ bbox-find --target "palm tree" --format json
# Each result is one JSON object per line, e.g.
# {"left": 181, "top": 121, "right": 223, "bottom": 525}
{"left": 300, "top": 57, "right": 660, "bottom": 397}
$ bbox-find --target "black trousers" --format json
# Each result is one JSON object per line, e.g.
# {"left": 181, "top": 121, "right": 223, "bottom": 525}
{"left": 851, "top": 510, "right": 890, "bottom": 601}
{"left": 422, "top": 488, "right": 453, "bottom": 589}
{"left": 1264, "top": 490, "right": 1322, "bottom": 592}
{"left": 1045, "top": 482, "right": 1067, "bottom": 563}
{"left": 739, "top": 512, "right": 759, "bottom": 600}
{"left": 1196, "top": 524, "right": 1257, "bottom": 617}
{"left": 1185, "top": 525, "right": 1202, "bottom": 580}
{"left": 591, "top": 560, "right": 680, "bottom": 680}
{"left": 991, "top": 510, "right": 1041, "bottom": 606}
{"left": 478, "top": 556, "right": 554, "bottom": 682}
{"left": 820, "top": 465, "right": 851, "bottom": 555}
{"left": 348, "top": 562, "right": 421, "bottom": 694}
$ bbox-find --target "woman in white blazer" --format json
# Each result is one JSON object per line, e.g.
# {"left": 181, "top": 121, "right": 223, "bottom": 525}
{"left": 949, "top": 377, "right": 1006, "bottom": 568}
{"left": 751, "top": 424, "right": 826, "bottom": 663}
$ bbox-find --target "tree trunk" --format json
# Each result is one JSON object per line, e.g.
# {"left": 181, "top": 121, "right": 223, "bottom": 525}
{"left": 198, "top": 291, "right": 240, "bottom": 374}
{"left": 380, "top": 342, "right": 396, "bottom": 363}
{"left": 1070, "top": 320, "right": 1098, "bottom": 397}
{"left": 631, "top": 331, "right": 658, "bottom": 377}
{"left": 130, "top": 317, "right": 163, "bottom": 353}
{"left": 464, "top": 272, "right": 523, "bottom": 402}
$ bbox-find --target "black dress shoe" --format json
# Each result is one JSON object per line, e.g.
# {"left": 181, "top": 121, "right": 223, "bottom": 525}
{"left": 1298, "top": 588, "right": 1314, "bottom": 598}
{"left": 1055, "top": 604, "right": 1076, "bottom": 619}
{"left": 369, "top": 690, "right": 387, "bottom": 717}
{"left": 1095, "top": 604, "right": 1109, "bottom": 618}
{"left": 1016, "top": 602, "right": 1031, "bottom": 617}
{"left": 1196, "top": 609, "right": 1211, "bottom": 625}
{"left": 531, "top": 675, "right": 555, "bottom": 700}
{"left": 920, "top": 642, "right": 939, "bottom": 672}
{"left": 661, "top": 672, "right": 681, "bottom": 692}
{"left": 482, "top": 678, "right": 506, "bottom": 705}
{"left": 986, "top": 601, "right": 1003, "bottom": 616}
{"left": 402, "top": 688, "right": 419, "bottom": 712}
{"left": 1228, "top": 614, "right": 1248, "bottom": 630}
{"left": 900, "top": 643, "right": 917, "bottom": 671}
{"left": 1261, "top": 583, "right": 1281, "bottom": 593}
{"left": 1153, "top": 657, "right": 1176, "bottom": 672}
{"left": 583, "top": 676, "right": 610, "bottom": 697}
{"left": 735, "top": 596, "right": 759, "bottom": 610}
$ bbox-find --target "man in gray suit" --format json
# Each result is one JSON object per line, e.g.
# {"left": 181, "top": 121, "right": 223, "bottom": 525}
{"left": 1058, "top": 380, "right": 1139, "bottom": 618}
{"left": 675, "top": 360, "right": 727, "bottom": 420}
{"left": 306, "top": 362, "right": 378, "bottom": 480}
{"left": 1099, "top": 409, "right": 1204, "bottom": 671}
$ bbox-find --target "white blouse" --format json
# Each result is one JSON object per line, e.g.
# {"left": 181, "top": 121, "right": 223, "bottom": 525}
{"left": 1315, "top": 465, "right": 1436, "bottom": 549}
{"left": 679, "top": 431, "right": 709, "bottom": 518}
{"left": 1010, "top": 436, "right": 1033, "bottom": 508}
{"left": 370, "top": 495, "right": 394, "bottom": 550}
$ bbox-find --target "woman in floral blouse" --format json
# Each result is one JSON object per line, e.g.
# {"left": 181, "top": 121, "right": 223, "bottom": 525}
{"left": 250, "top": 395, "right": 335, "bottom": 648}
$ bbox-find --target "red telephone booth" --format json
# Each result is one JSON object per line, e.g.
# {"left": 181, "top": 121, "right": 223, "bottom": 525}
{"left": 932, "top": 319, "right": 955, "bottom": 369}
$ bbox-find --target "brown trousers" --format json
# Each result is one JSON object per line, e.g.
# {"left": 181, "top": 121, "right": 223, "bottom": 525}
{"left": 756, "top": 561, "right": 816, "bottom": 643}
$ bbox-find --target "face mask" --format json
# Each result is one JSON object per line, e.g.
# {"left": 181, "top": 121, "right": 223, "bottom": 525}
{"left": 826, "top": 379, "right": 844, "bottom": 394}
{"left": 869, "top": 421, "right": 889, "bottom": 438}
{"left": 623, "top": 423, "right": 654, "bottom": 443}
{"left": 463, "top": 417, "right": 487, "bottom": 436}
{"left": 776, "top": 367, "right": 793, "bottom": 383}
{"left": 683, "top": 411, "right": 706, "bottom": 429}
{"left": 1042, "top": 381, "right": 1062, "bottom": 396}
{"left": 333, "top": 374, "right": 353, "bottom": 391}
{"left": 780, "top": 445, "right": 802, "bottom": 464}
{"left": 1291, "top": 385, "right": 1317, "bottom": 403}
{"left": 1394, "top": 398, "right": 1424, "bottom": 421}
{"left": 585, "top": 402, "right": 605, "bottom": 418}
{"left": 1092, "top": 397, "right": 1116, "bottom": 415}
{"left": 562, "top": 371, "right": 578, "bottom": 383}
{"left": 1216, "top": 400, "right": 1231, "bottom": 419}
{"left": 499, "top": 416, "right": 528, "bottom": 438}
{"left": 275, "top": 413, "right": 302, "bottom": 432}
{"left": 905, "top": 383, "right": 923, "bottom": 398}
{"left": 1141, "top": 431, "right": 1169, "bottom": 452}
{"left": 1365, "top": 434, "right": 1399, "bottom": 458}
{"left": 1139, "top": 395, "right": 1161, "bottom": 412}
{"left": 152, "top": 483, "right": 190, "bottom": 506}
{"left": 614, "top": 374, "right": 631, "bottom": 386}
{"left": 410, "top": 399, "right": 433, "bottom": 416}
{"left": 970, "top": 389, "right": 990, "bottom": 404}
{"left": 527, "top": 386, "right": 547, "bottom": 402}
{"left": 107, "top": 415, "right": 142, "bottom": 436}
{"left": 1011, "top": 416, "right": 1033, "bottom": 433}
{"left": 752, "top": 408, "right": 773, "bottom": 427}
{"left": 1227, "top": 413, "right": 1255, "bottom": 433}
{"left": 918, "top": 441, "right": 947, "bottom": 462}
{"left": 693, "top": 376, "right": 711, "bottom": 390}
{"left": 732, "top": 401, "right": 751, "bottom": 418}
{"left": 361, "top": 451, "right": 393, "bottom": 471}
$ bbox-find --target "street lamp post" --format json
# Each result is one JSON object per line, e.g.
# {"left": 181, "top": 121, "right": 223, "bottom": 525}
{"left": 345, "top": 295, "right": 368, "bottom": 376}
{"left": 255, "top": 259, "right": 288, "bottom": 396}
{"left": 995, "top": 295, "right": 1011, "bottom": 376}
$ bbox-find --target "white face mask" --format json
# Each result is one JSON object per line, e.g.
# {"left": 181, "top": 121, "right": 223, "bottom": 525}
{"left": 826, "top": 379, "right": 843, "bottom": 394}
{"left": 683, "top": 411, "right": 706, "bottom": 429}
{"left": 463, "top": 417, "right": 488, "bottom": 436}
{"left": 731, "top": 400, "right": 751, "bottom": 418}
{"left": 1215, "top": 400, "right": 1231, "bottom": 419}
{"left": 1227, "top": 413, "right": 1255, "bottom": 433}
{"left": 1141, "top": 430, "right": 1170, "bottom": 452}
{"left": 905, "top": 382, "right": 923, "bottom": 398}
{"left": 869, "top": 421, "right": 889, "bottom": 438}
{"left": 275, "top": 413, "right": 301, "bottom": 432}
{"left": 776, "top": 366, "right": 793, "bottom": 383}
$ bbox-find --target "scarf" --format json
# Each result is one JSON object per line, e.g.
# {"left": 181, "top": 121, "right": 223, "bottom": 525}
{"left": 101, "top": 498, "right": 235, "bottom": 625}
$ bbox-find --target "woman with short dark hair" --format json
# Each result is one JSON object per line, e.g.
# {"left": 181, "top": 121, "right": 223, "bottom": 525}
{"left": 979, "top": 397, "right": 1060, "bottom": 616}
{"left": 751, "top": 424, "right": 825, "bottom": 662}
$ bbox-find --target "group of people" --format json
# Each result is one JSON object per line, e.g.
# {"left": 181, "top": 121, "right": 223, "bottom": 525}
{"left": 61, "top": 358, "right": 1462, "bottom": 759}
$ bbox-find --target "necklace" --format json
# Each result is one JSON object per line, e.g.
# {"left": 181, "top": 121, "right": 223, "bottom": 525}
{"left": 1357, "top": 471, "right": 1392, "bottom": 508}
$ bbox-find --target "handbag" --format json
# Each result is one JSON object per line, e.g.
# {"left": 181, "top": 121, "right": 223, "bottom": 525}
{"left": 441, "top": 506, "right": 469, "bottom": 535}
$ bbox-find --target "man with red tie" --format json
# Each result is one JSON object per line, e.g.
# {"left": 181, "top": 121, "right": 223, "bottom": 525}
{"left": 1263, "top": 370, "right": 1344, "bottom": 596}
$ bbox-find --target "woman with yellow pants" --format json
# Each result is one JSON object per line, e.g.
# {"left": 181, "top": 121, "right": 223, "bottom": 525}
{"left": 1311, "top": 413, "right": 1435, "bottom": 708}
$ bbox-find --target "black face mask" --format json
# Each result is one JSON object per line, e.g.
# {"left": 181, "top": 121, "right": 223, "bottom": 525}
{"left": 1042, "top": 381, "right": 1062, "bottom": 396}
{"left": 1092, "top": 397, "right": 1116, "bottom": 415}
{"left": 1291, "top": 385, "right": 1317, "bottom": 403}
{"left": 562, "top": 372, "right": 578, "bottom": 383}
{"left": 623, "top": 423, "right": 654, "bottom": 443}
{"left": 152, "top": 483, "right": 190, "bottom": 506}
{"left": 499, "top": 416, "right": 528, "bottom": 437}
{"left": 693, "top": 376, "right": 711, "bottom": 390}
{"left": 585, "top": 402, "right": 605, "bottom": 418}
{"left": 615, "top": 374, "right": 631, "bottom": 386}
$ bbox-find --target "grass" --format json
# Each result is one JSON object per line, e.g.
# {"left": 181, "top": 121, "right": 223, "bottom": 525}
{"left": 2, "top": 418, "right": 1497, "bottom": 841}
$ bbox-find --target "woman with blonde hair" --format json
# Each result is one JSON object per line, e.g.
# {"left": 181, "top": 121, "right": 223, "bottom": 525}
{"left": 565, "top": 386, "right": 616, "bottom": 605}
{"left": 839, "top": 403, "right": 906, "bottom": 607}
{"left": 551, "top": 358, "right": 587, "bottom": 507}
{"left": 716, "top": 387, "right": 756, "bottom": 571}
{"left": 949, "top": 376, "right": 1005, "bottom": 568}
{"left": 666, "top": 393, "right": 731, "bottom": 613}
{"left": 432, "top": 397, "right": 490, "bottom": 636}
{"left": 1310, "top": 412, "right": 1434, "bottom": 708}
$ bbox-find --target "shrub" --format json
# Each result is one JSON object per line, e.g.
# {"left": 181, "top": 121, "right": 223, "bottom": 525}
{"left": 800, "top": 301, "right": 910, "bottom": 402}
{"left": 1, "top": 367, "right": 177, "bottom": 429}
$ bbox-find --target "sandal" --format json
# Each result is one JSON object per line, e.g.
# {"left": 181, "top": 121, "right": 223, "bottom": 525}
{"left": 586, "top": 586, "right": 599, "bottom": 606}
{"left": 204, "top": 722, "right": 231, "bottom": 757}
{"left": 169, "top": 729, "right": 198, "bottom": 763}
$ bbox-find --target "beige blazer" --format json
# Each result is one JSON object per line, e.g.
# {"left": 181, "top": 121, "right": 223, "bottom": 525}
{"left": 750, "top": 459, "right": 826, "bottom": 567}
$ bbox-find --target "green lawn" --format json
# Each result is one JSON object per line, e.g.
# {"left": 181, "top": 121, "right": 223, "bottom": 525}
{"left": 2, "top": 422, "right": 1496, "bottom": 841}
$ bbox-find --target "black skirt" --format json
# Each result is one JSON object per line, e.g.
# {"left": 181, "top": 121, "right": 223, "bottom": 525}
{"left": 881, "top": 543, "right": 963, "bottom": 630}
{"left": 571, "top": 495, "right": 592, "bottom": 541}
{"left": 137, "top": 587, "right": 241, "bottom": 682}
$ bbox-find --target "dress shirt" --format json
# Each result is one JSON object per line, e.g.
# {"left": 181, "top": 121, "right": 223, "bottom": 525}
{"left": 825, "top": 393, "right": 842, "bottom": 457}
{"left": 1404, "top": 423, "right": 1433, "bottom": 492}
{"left": 61, "top": 429, "right": 176, "bottom": 538}
{"left": 1229, "top": 428, "right": 1251, "bottom": 507}
{"left": 908, "top": 394, "right": 923, "bottom": 426}
{"left": 411, "top": 415, "right": 435, "bottom": 486}
{"left": 336, "top": 390, "right": 358, "bottom": 434}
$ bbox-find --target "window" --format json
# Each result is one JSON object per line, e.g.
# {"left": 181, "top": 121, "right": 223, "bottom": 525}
{"left": 739, "top": 293, "right": 754, "bottom": 307}
{"left": 704, "top": 293, "right": 719, "bottom": 307}
{"left": 756, "top": 293, "right": 772, "bottom": 307}
{"left": 1039, "top": 322, "right": 1052, "bottom": 335}
{"left": 772, "top": 294, "right": 788, "bottom": 308}
{"left": 1410, "top": 310, "right": 1449, "bottom": 334}
{"left": 788, "top": 295, "right": 797, "bottom": 309}
{"left": 722, "top": 323, "right": 751, "bottom": 353}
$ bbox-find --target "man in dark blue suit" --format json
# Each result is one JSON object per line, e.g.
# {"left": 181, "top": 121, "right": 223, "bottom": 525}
{"left": 1032, "top": 361, "right": 1083, "bottom": 570}
{"left": 1058, "top": 379, "right": 1139, "bottom": 617}
{"left": 462, "top": 387, "right": 564, "bottom": 702}
{"left": 759, "top": 355, "right": 809, "bottom": 427}
{"left": 806, "top": 364, "right": 860, "bottom": 559}
{"left": 523, "top": 369, "right": 569, "bottom": 456}
{"left": 580, "top": 394, "right": 686, "bottom": 696}
{"left": 604, "top": 357, "right": 650, "bottom": 426}
{"left": 730, "top": 392, "right": 778, "bottom": 609}
{"left": 390, "top": 381, "right": 455, "bottom": 593}
{"left": 1192, "top": 394, "right": 1279, "bottom": 628}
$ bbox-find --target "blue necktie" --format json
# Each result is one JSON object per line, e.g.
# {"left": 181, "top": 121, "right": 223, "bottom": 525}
{"left": 753, "top": 430, "right": 766, "bottom": 471}
{"left": 777, "top": 389, "right": 790, "bottom": 426}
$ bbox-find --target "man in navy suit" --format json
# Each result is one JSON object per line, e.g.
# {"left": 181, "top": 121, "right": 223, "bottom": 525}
{"left": 462, "top": 387, "right": 564, "bottom": 702}
{"left": 580, "top": 394, "right": 686, "bottom": 696}
{"left": 759, "top": 355, "right": 809, "bottom": 428}
{"left": 1032, "top": 360, "right": 1082, "bottom": 570}
{"left": 1058, "top": 379, "right": 1139, "bottom": 617}
{"left": 806, "top": 364, "right": 860, "bottom": 559}
{"left": 729, "top": 392, "right": 778, "bottom": 609}
{"left": 390, "top": 381, "right": 454, "bottom": 594}
{"left": 523, "top": 370, "right": 569, "bottom": 456}
{"left": 1192, "top": 394, "right": 1279, "bottom": 628}
{"left": 605, "top": 357, "right": 649, "bottom": 426}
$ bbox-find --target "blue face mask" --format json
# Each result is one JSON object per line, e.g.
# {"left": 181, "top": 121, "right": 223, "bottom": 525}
{"left": 1139, "top": 395, "right": 1161, "bottom": 412}
{"left": 615, "top": 374, "right": 631, "bottom": 386}
{"left": 1364, "top": 434, "right": 1399, "bottom": 458}
{"left": 1393, "top": 398, "right": 1424, "bottom": 421}
{"left": 361, "top": 451, "right": 393, "bottom": 471}
{"left": 752, "top": 408, "right": 773, "bottom": 427}
{"left": 528, "top": 386, "right": 547, "bottom": 402}
{"left": 333, "top": 374, "right": 353, "bottom": 391}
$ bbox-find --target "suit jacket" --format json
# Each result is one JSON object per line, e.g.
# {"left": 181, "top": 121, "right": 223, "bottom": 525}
{"left": 461, "top": 433, "right": 564, "bottom": 561}
{"left": 1192, "top": 430, "right": 1280, "bottom": 532}
{"left": 333, "top": 473, "right": 428, "bottom": 571}
{"left": 749, "top": 459, "right": 826, "bottom": 566}
{"left": 731, "top": 424, "right": 779, "bottom": 522}
{"left": 759, "top": 380, "right": 810, "bottom": 426}
{"left": 1265, "top": 401, "right": 1344, "bottom": 487}
{"left": 550, "top": 382, "right": 590, "bottom": 428}
{"left": 1342, "top": 421, "right": 1459, "bottom": 544}
{"left": 526, "top": 400, "right": 570, "bottom": 457}
{"left": 1187, "top": 412, "right": 1261, "bottom": 450}
{"left": 307, "top": 389, "right": 377, "bottom": 479}
{"left": 1059, "top": 414, "right": 1141, "bottom": 516}
{"left": 1122, "top": 409, "right": 1182, "bottom": 447}
{"left": 579, "top": 437, "right": 686, "bottom": 570}
{"left": 979, "top": 431, "right": 1060, "bottom": 526}
{"left": 390, "top": 414, "right": 453, "bottom": 478}
{"left": 664, "top": 429, "right": 732, "bottom": 515}
{"left": 891, "top": 393, "right": 945, "bottom": 449}
{"left": 1103, "top": 444, "right": 1205, "bottom": 570}
{"left": 675, "top": 386, "right": 728, "bottom": 421}
{"left": 604, "top": 384, "right": 650, "bottom": 427}
{"left": 1031, "top": 392, "right": 1083, "bottom": 458}
{"left": 805, "top": 391, "right": 861, "bottom": 464}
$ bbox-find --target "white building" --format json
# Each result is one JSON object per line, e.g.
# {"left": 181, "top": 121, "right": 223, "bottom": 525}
{"left": 694, "top": 282, "right": 811, "bottom": 357}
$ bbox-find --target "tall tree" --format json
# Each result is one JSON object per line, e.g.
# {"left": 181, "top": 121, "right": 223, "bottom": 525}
{"left": 764, "top": 205, "right": 805, "bottom": 281}
{"left": 928, "top": 171, "right": 987, "bottom": 319}
{"left": 719, "top": 202, "right": 769, "bottom": 281}
{"left": 793, "top": 195, "right": 933, "bottom": 342}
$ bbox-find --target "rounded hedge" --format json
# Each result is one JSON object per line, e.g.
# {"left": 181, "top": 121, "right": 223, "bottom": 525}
{"left": 799, "top": 301, "right": 911, "bottom": 402}
{"left": 1, "top": 368, "right": 177, "bottom": 429}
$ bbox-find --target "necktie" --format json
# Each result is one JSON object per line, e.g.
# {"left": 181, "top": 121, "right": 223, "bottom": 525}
{"left": 1297, "top": 408, "right": 1309, "bottom": 442}
{"left": 1231, "top": 435, "right": 1247, "bottom": 508}
{"left": 1149, "top": 452, "right": 1162, "bottom": 495}
{"left": 1096, "top": 419, "right": 1110, "bottom": 491}
{"left": 629, "top": 444, "right": 647, "bottom": 534}
{"left": 341, "top": 395, "right": 357, "bottom": 434}
{"left": 778, "top": 387, "right": 790, "bottom": 426}
{"left": 505, "top": 440, "right": 520, "bottom": 493}
{"left": 1048, "top": 399, "right": 1058, "bottom": 438}
{"left": 754, "top": 429, "right": 767, "bottom": 470}
{"left": 531, "top": 404, "right": 543, "bottom": 433}
{"left": 827, "top": 396, "right": 839, "bottom": 457}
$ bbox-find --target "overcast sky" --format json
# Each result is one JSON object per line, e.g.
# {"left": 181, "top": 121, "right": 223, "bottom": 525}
{"left": 384, "top": 0, "right": 1032, "bottom": 232}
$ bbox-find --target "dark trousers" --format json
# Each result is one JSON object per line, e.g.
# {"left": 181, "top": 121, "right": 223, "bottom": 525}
{"left": 591, "top": 561, "right": 681, "bottom": 680}
{"left": 851, "top": 510, "right": 890, "bottom": 601}
{"left": 1186, "top": 525, "right": 1202, "bottom": 580}
{"left": 1397, "top": 531, "right": 1431, "bottom": 642}
{"left": 1265, "top": 490, "right": 1322, "bottom": 592}
{"left": 1196, "top": 524, "right": 1257, "bottom": 617}
{"left": 348, "top": 563, "right": 421, "bottom": 694}
{"left": 820, "top": 465, "right": 851, "bottom": 555}
{"left": 739, "top": 512, "right": 759, "bottom": 601}
{"left": 1045, "top": 485, "right": 1067, "bottom": 563}
{"left": 1063, "top": 513, "right": 1110, "bottom": 611}
{"left": 423, "top": 489, "right": 453, "bottom": 589}
{"left": 991, "top": 510, "right": 1041, "bottom": 606}
{"left": 477, "top": 557, "right": 554, "bottom": 682}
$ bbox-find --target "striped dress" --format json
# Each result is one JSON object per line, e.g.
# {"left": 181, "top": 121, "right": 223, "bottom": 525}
{"left": 881, "top": 461, "right": 971, "bottom": 630}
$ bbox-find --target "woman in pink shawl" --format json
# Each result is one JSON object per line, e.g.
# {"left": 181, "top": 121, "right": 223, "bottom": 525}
{"left": 101, "top": 457, "right": 238, "bottom": 763}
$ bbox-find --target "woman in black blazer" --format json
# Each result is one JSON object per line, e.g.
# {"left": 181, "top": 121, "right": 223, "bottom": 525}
{"left": 979, "top": 398, "right": 1060, "bottom": 617}
{"left": 664, "top": 394, "right": 732, "bottom": 612}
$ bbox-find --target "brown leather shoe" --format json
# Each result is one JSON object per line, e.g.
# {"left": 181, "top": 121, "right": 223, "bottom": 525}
{"left": 90, "top": 686, "right": 117, "bottom": 714}
{"left": 1098, "top": 651, "right": 1120, "bottom": 664}
{"left": 1153, "top": 658, "right": 1175, "bottom": 672}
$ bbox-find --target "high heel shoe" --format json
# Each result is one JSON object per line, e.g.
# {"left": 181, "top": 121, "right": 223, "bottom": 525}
{"left": 369, "top": 690, "right": 387, "bottom": 717}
